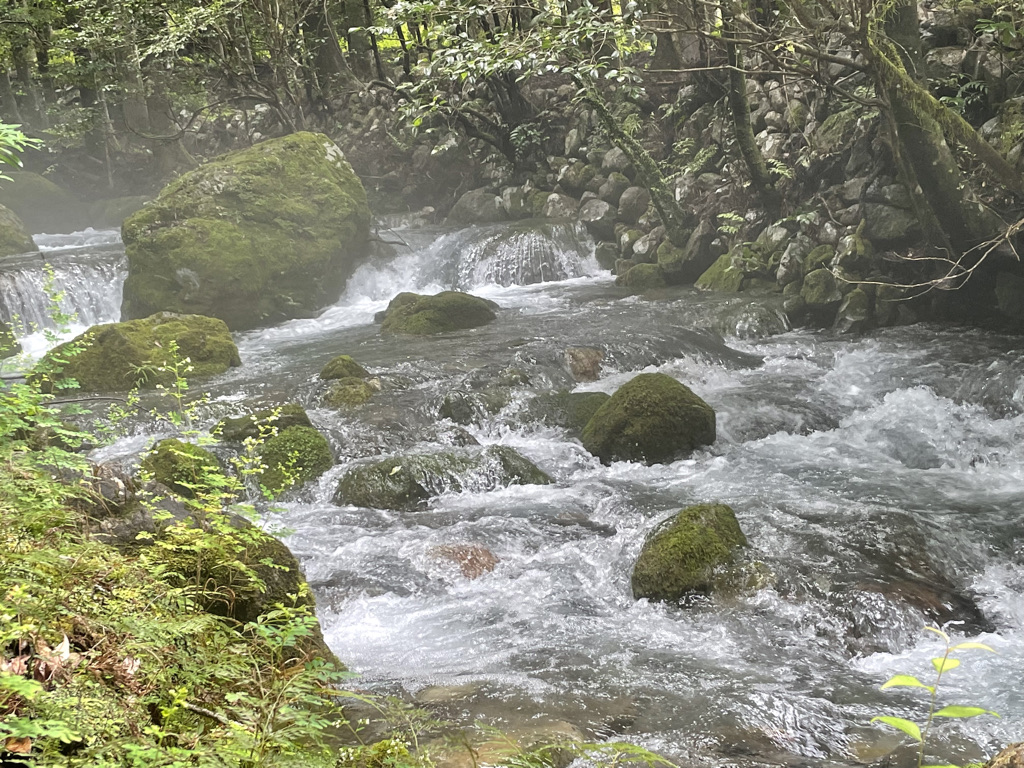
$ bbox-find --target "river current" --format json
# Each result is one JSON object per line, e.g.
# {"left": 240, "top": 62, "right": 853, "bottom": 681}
{"left": 4, "top": 222, "right": 1022, "bottom": 767}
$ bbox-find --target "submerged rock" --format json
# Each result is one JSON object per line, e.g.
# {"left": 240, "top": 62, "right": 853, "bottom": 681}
{"left": 0, "top": 203, "right": 35, "bottom": 257}
{"left": 632, "top": 503, "right": 747, "bottom": 601}
{"left": 430, "top": 544, "right": 500, "bottom": 579}
{"left": 319, "top": 354, "right": 370, "bottom": 380}
{"left": 216, "top": 403, "right": 313, "bottom": 443}
{"left": 142, "top": 439, "right": 223, "bottom": 500}
{"left": 121, "top": 132, "right": 370, "bottom": 330}
{"left": 325, "top": 376, "right": 377, "bottom": 406}
{"left": 527, "top": 391, "right": 611, "bottom": 438}
{"left": 37, "top": 312, "right": 240, "bottom": 392}
{"left": 379, "top": 291, "right": 498, "bottom": 334}
{"left": 564, "top": 347, "right": 604, "bottom": 381}
{"left": 581, "top": 373, "right": 716, "bottom": 465}
{"left": 258, "top": 425, "right": 333, "bottom": 495}
{"left": 335, "top": 446, "right": 550, "bottom": 510}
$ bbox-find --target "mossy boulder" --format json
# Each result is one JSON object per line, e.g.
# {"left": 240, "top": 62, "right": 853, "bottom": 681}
{"left": 335, "top": 446, "right": 550, "bottom": 510}
{"left": 695, "top": 252, "right": 745, "bottom": 292}
{"left": 37, "top": 312, "right": 240, "bottom": 392}
{"left": 631, "top": 503, "right": 747, "bottom": 601}
{"left": 0, "top": 170, "right": 88, "bottom": 233}
{"left": 216, "top": 403, "right": 313, "bottom": 443}
{"left": 801, "top": 269, "right": 843, "bottom": 308}
{"left": 121, "top": 132, "right": 371, "bottom": 331}
{"left": 379, "top": 291, "right": 499, "bottom": 335}
{"left": 325, "top": 377, "right": 376, "bottom": 406}
{"left": 581, "top": 373, "right": 716, "bottom": 465}
{"left": 258, "top": 425, "right": 333, "bottom": 495}
{"left": 526, "top": 391, "right": 611, "bottom": 438}
{"left": 142, "top": 439, "right": 224, "bottom": 499}
{"left": 319, "top": 354, "right": 369, "bottom": 380}
{"left": 0, "top": 203, "right": 35, "bottom": 256}
{"left": 616, "top": 263, "right": 667, "bottom": 290}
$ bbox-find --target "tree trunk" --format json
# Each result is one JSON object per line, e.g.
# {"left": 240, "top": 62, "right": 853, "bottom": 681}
{"left": 649, "top": 0, "right": 703, "bottom": 73}
{"left": 343, "top": 0, "right": 374, "bottom": 79}
{"left": 306, "top": 0, "right": 361, "bottom": 96}
{"left": 0, "top": 68, "right": 24, "bottom": 124}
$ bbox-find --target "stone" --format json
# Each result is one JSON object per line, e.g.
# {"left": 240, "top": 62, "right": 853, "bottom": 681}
{"left": 599, "top": 172, "right": 631, "bottom": 205}
{"left": 565, "top": 347, "right": 604, "bottom": 381}
{"left": 0, "top": 170, "right": 89, "bottom": 233}
{"left": 447, "top": 188, "right": 508, "bottom": 225}
{"left": 985, "top": 743, "right": 1024, "bottom": 768}
{"left": 0, "top": 203, "right": 35, "bottom": 257}
{"left": 776, "top": 233, "right": 814, "bottom": 286}
{"left": 658, "top": 219, "right": 723, "bottom": 284}
{"left": 862, "top": 203, "right": 920, "bottom": 243}
{"left": 121, "top": 132, "right": 371, "bottom": 331}
{"left": 335, "top": 446, "right": 551, "bottom": 510}
{"left": 632, "top": 503, "right": 747, "bottom": 601}
{"left": 995, "top": 271, "right": 1024, "bottom": 320}
{"left": 527, "top": 391, "right": 612, "bottom": 438}
{"left": 695, "top": 252, "right": 745, "bottom": 292}
{"left": 557, "top": 160, "right": 596, "bottom": 196}
{"left": 216, "top": 403, "right": 313, "bottom": 443}
{"left": 834, "top": 288, "right": 873, "bottom": 333}
{"left": 616, "top": 263, "right": 667, "bottom": 290}
{"left": 630, "top": 231, "right": 662, "bottom": 263}
{"left": 617, "top": 186, "right": 651, "bottom": 225}
{"left": 319, "top": 354, "right": 369, "bottom": 380}
{"left": 501, "top": 186, "right": 530, "bottom": 219}
{"left": 834, "top": 233, "right": 873, "bottom": 271}
{"left": 141, "top": 439, "right": 223, "bottom": 500}
{"left": 258, "top": 425, "right": 333, "bottom": 495}
{"left": 601, "top": 147, "right": 634, "bottom": 178}
{"left": 325, "top": 377, "right": 377, "bottom": 406}
{"left": 581, "top": 373, "right": 715, "bottom": 465}
{"left": 594, "top": 242, "right": 618, "bottom": 270}
{"left": 801, "top": 269, "right": 843, "bottom": 308}
{"left": 36, "top": 312, "right": 240, "bottom": 392}
{"left": 542, "top": 193, "right": 580, "bottom": 219}
{"left": 578, "top": 198, "right": 616, "bottom": 241}
{"left": 564, "top": 128, "right": 584, "bottom": 158}
{"left": 874, "top": 283, "right": 908, "bottom": 326}
{"left": 88, "top": 196, "right": 150, "bottom": 229}
{"left": 379, "top": 291, "right": 498, "bottom": 334}
{"left": 430, "top": 544, "right": 500, "bottom": 579}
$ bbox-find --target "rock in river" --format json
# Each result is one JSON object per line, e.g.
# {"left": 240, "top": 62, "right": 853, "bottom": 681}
{"left": 379, "top": 291, "right": 499, "bottom": 334}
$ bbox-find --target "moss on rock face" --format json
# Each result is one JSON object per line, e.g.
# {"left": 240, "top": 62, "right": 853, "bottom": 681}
{"left": 581, "top": 373, "right": 716, "bottom": 465}
{"left": 319, "top": 354, "right": 369, "bottom": 380}
{"left": 695, "top": 252, "right": 745, "bottom": 292}
{"left": 216, "top": 403, "right": 312, "bottom": 443}
{"left": 0, "top": 202, "right": 35, "bottom": 256}
{"left": 325, "top": 376, "right": 376, "bottom": 406}
{"left": 37, "top": 312, "right": 240, "bottom": 392}
{"left": 616, "top": 263, "right": 667, "bottom": 290}
{"left": 142, "top": 439, "right": 223, "bottom": 499}
{"left": 379, "top": 291, "right": 499, "bottom": 334}
{"left": 121, "top": 132, "right": 371, "bottom": 331}
{"left": 335, "top": 446, "right": 550, "bottom": 510}
{"left": 527, "top": 391, "right": 612, "bottom": 438}
{"left": 258, "top": 425, "right": 333, "bottom": 495}
{"left": 631, "top": 503, "right": 747, "bottom": 601}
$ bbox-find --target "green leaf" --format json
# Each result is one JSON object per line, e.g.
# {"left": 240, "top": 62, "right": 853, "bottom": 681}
{"left": 871, "top": 716, "right": 923, "bottom": 742}
{"left": 932, "top": 657, "right": 961, "bottom": 674}
{"left": 932, "top": 706, "right": 999, "bottom": 719}
{"left": 880, "top": 675, "right": 934, "bottom": 692}
{"left": 950, "top": 642, "right": 996, "bottom": 653}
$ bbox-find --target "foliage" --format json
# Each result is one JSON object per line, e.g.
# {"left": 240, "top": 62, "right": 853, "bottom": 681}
{"left": 872, "top": 626, "right": 999, "bottom": 768}
{"left": 0, "top": 124, "right": 40, "bottom": 178}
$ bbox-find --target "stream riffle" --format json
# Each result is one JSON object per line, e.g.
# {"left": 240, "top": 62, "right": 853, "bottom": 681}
{"left": 7, "top": 222, "right": 1023, "bottom": 767}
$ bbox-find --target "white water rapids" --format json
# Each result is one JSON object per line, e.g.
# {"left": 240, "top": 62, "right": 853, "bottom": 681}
{"left": 4, "top": 222, "right": 1022, "bottom": 767}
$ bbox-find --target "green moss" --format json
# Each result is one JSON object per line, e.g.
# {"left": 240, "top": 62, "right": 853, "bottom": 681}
{"left": 88, "top": 195, "right": 149, "bottom": 228}
{"left": 581, "top": 373, "right": 716, "bottom": 465}
{"left": 142, "top": 438, "right": 223, "bottom": 499}
{"left": 326, "top": 376, "right": 376, "bottom": 406}
{"left": 121, "top": 132, "right": 371, "bottom": 330}
{"left": 527, "top": 391, "right": 612, "bottom": 437}
{"left": 801, "top": 268, "right": 843, "bottom": 307}
{"left": 815, "top": 106, "right": 862, "bottom": 153}
{"left": 631, "top": 503, "right": 747, "bottom": 601}
{"left": 320, "top": 354, "right": 370, "bottom": 380}
{"left": 804, "top": 244, "right": 835, "bottom": 273}
{"left": 335, "top": 446, "right": 549, "bottom": 510}
{"left": 216, "top": 403, "right": 312, "bottom": 443}
{"left": 258, "top": 425, "right": 333, "bottom": 495}
{"left": 36, "top": 312, "right": 240, "bottom": 392}
{"left": 0, "top": 202, "right": 35, "bottom": 256}
{"left": 695, "top": 252, "right": 745, "bottom": 292}
{"left": 616, "top": 263, "right": 667, "bottom": 290}
{"left": 380, "top": 291, "right": 499, "bottom": 334}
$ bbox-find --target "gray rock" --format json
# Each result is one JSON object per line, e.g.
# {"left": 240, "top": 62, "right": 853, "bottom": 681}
{"left": 564, "top": 128, "right": 584, "bottom": 158}
{"left": 995, "top": 271, "right": 1024, "bottom": 320}
{"left": 834, "top": 288, "right": 873, "bottom": 333}
{"left": 617, "top": 186, "right": 651, "bottom": 225}
{"left": 595, "top": 242, "right": 618, "bottom": 270}
{"left": 579, "top": 198, "right": 617, "bottom": 241}
{"left": 862, "top": 203, "right": 920, "bottom": 242}
{"left": 601, "top": 147, "right": 634, "bottom": 179}
{"left": 501, "top": 186, "right": 530, "bottom": 219}
{"left": 631, "top": 231, "right": 662, "bottom": 263}
{"left": 600, "top": 172, "right": 631, "bottom": 205}
{"left": 542, "top": 193, "right": 580, "bottom": 219}
{"left": 448, "top": 188, "right": 508, "bottom": 225}
{"left": 558, "top": 160, "right": 596, "bottom": 196}
{"left": 659, "top": 219, "right": 724, "bottom": 284}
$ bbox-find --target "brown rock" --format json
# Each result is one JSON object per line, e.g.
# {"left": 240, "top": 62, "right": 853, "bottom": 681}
{"left": 565, "top": 347, "right": 604, "bottom": 381}
{"left": 987, "top": 744, "right": 1024, "bottom": 768}
{"left": 431, "top": 544, "right": 499, "bottom": 579}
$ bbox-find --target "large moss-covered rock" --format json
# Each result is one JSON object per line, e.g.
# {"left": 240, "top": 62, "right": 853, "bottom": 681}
{"left": 0, "top": 170, "right": 88, "bottom": 233}
{"left": 527, "top": 391, "right": 611, "bottom": 438}
{"left": 142, "top": 439, "right": 223, "bottom": 499}
{"left": 335, "top": 446, "right": 550, "bottom": 510}
{"left": 37, "top": 312, "right": 240, "bottom": 392}
{"left": 319, "top": 354, "right": 369, "bottom": 380}
{"left": 0, "top": 203, "right": 35, "bottom": 256}
{"left": 581, "top": 373, "right": 716, "bottom": 464}
{"left": 325, "top": 377, "right": 376, "bottom": 406}
{"left": 631, "top": 503, "right": 747, "bottom": 601}
{"left": 379, "top": 291, "right": 498, "bottom": 334}
{"left": 216, "top": 403, "right": 313, "bottom": 443}
{"left": 695, "top": 252, "right": 745, "bottom": 292}
{"left": 121, "top": 132, "right": 371, "bottom": 330}
{"left": 258, "top": 425, "right": 333, "bottom": 495}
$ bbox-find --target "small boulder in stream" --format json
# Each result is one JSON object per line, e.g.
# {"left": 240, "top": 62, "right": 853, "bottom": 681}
{"left": 379, "top": 291, "right": 499, "bottom": 335}
{"left": 319, "top": 354, "right": 370, "bottom": 380}
{"left": 325, "top": 376, "right": 377, "bottom": 406}
{"left": 258, "top": 425, "right": 333, "bottom": 495}
{"left": 632, "top": 503, "right": 747, "bottom": 601}
{"left": 142, "top": 439, "right": 224, "bottom": 500}
{"left": 527, "top": 391, "right": 611, "bottom": 438}
{"left": 121, "top": 132, "right": 371, "bottom": 330}
{"left": 335, "top": 446, "right": 550, "bottom": 510}
{"left": 581, "top": 373, "right": 716, "bottom": 464}
{"left": 36, "top": 312, "right": 240, "bottom": 392}
{"left": 216, "top": 403, "right": 313, "bottom": 443}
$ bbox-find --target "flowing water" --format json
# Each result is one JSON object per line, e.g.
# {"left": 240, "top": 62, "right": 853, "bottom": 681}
{"left": 7, "top": 221, "right": 1023, "bottom": 767}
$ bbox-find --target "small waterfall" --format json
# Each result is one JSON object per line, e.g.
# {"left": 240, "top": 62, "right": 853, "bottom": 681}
{"left": 0, "top": 230, "right": 125, "bottom": 339}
